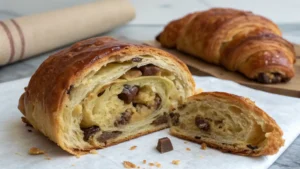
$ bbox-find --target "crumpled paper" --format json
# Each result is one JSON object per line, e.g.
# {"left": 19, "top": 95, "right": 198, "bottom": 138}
{"left": 0, "top": 76, "right": 299, "bottom": 169}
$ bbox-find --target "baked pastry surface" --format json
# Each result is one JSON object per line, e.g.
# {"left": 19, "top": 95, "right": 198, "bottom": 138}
{"left": 170, "top": 92, "right": 284, "bottom": 156}
{"left": 156, "top": 8, "right": 296, "bottom": 84}
{"left": 18, "top": 36, "right": 195, "bottom": 155}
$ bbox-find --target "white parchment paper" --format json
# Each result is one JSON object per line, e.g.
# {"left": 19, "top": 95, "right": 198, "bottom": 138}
{"left": 0, "top": 76, "right": 299, "bottom": 169}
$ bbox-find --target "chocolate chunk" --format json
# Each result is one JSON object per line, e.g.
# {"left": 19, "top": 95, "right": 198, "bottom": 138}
{"left": 169, "top": 112, "right": 180, "bottom": 126}
{"left": 67, "top": 85, "right": 74, "bottom": 94}
{"left": 153, "top": 94, "right": 162, "bottom": 110}
{"left": 195, "top": 116, "right": 210, "bottom": 131}
{"left": 156, "top": 137, "right": 173, "bottom": 153}
{"left": 97, "top": 131, "right": 122, "bottom": 142}
{"left": 118, "top": 85, "right": 139, "bottom": 104}
{"left": 247, "top": 144, "right": 258, "bottom": 150}
{"left": 81, "top": 126, "right": 101, "bottom": 141}
{"left": 256, "top": 72, "right": 288, "bottom": 84}
{"left": 114, "top": 110, "right": 133, "bottom": 127}
{"left": 151, "top": 114, "right": 168, "bottom": 126}
{"left": 28, "top": 129, "right": 32, "bottom": 132}
{"left": 194, "top": 136, "right": 201, "bottom": 139}
{"left": 97, "top": 91, "right": 105, "bottom": 97}
{"left": 139, "top": 65, "right": 160, "bottom": 76}
{"left": 132, "top": 57, "right": 143, "bottom": 62}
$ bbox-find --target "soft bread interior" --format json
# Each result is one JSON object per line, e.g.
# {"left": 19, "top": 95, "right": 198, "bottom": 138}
{"left": 170, "top": 92, "right": 284, "bottom": 156}
{"left": 60, "top": 55, "right": 193, "bottom": 151}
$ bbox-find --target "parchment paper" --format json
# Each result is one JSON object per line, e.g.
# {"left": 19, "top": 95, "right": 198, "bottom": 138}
{"left": 0, "top": 76, "right": 299, "bottom": 169}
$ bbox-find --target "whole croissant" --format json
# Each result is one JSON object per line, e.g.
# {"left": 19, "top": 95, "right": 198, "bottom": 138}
{"left": 156, "top": 8, "right": 296, "bottom": 84}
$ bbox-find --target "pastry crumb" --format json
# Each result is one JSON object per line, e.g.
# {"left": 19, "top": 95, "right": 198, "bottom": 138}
{"left": 28, "top": 147, "right": 45, "bottom": 155}
{"left": 184, "top": 141, "right": 188, "bottom": 144}
{"left": 44, "top": 157, "right": 51, "bottom": 160}
{"left": 123, "top": 161, "right": 136, "bottom": 168}
{"left": 130, "top": 145, "right": 137, "bottom": 150}
{"left": 149, "top": 162, "right": 155, "bottom": 166}
{"left": 172, "top": 160, "right": 180, "bottom": 165}
{"left": 89, "top": 150, "right": 98, "bottom": 154}
{"left": 186, "top": 147, "right": 191, "bottom": 151}
{"left": 137, "top": 166, "right": 140, "bottom": 169}
{"left": 143, "top": 160, "right": 146, "bottom": 164}
{"left": 21, "top": 117, "right": 32, "bottom": 127}
{"left": 201, "top": 143, "right": 207, "bottom": 150}
{"left": 155, "top": 162, "right": 161, "bottom": 168}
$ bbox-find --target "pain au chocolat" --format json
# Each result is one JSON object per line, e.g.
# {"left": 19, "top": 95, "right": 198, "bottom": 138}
{"left": 156, "top": 8, "right": 296, "bottom": 84}
{"left": 18, "top": 36, "right": 195, "bottom": 155}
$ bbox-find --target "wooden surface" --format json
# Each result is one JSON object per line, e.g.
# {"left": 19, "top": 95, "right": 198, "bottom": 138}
{"left": 147, "top": 41, "right": 300, "bottom": 98}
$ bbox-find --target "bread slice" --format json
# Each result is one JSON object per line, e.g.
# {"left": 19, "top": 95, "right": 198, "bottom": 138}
{"left": 169, "top": 92, "right": 284, "bottom": 156}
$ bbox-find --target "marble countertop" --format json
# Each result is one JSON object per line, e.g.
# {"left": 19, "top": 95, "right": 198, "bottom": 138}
{"left": 0, "top": 0, "right": 299, "bottom": 168}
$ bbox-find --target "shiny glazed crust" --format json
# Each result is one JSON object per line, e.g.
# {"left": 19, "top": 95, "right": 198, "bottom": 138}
{"left": 18, "top": 36, "right": 195, "bottom": 155}
{"left": 157, "top": 8, "right": 296, "bottom": 84}
{"left": 170, "top": 92, "right": 284, "bottom": 156}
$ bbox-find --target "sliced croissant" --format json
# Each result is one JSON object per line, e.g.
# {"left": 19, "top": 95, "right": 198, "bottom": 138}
{"left": 18, "top": 36, "right": 195, "bottom": 155}
{"left": 170, "top": 92, "right": 284, "bottom": 156}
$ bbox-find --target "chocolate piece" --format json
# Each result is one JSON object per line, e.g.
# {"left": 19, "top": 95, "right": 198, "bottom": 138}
{"left": 114, "top": 110, "right": 133, "bottom": 127}
{"left": 151, "top": 114, "right": 168, "bottom": 126}
{"left": 118, "top": 85, "right": 139, "bottom": 104}
{"left": 97, "top": 131, "right": 122, "bottom": 142}
{"left": 153, "top": 94, "right": 162, "bottom": 110}
{"left": 169, "top": 112, "right": 180, "bottom": 126}
{"left": 97, "top": 91, "right": 105, "bottom": 97}
{"left": 132, "top": 57, "right": 142, "bottom": 62}
{"left": 256, "top": 72, "right": 289, "bottom": 84}
{"left": 195, "top": 116, "right": 210, "bottom": 131}
{"left": 247, "top": 144, "right": 258, "bottom": 150}
{"left": 156, "top": 137, "right": 173, "bottom": 153}
{"left": 194, "top": 136, "right": 201, "bottom": 139}
{"left": 139, "top": 65, "right": 160, "bottom": 76}
{"left": 81, "top": 126, "right": 101, "bottom": 141}
{"left": 67, "top": 85, "right": 74, "bottom": 94}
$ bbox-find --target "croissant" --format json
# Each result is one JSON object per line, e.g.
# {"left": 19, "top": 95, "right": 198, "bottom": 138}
{"left": 18, "top": 36, "right": 195, "bottom": 155}
{"left": 156, "top": 8, "right": 296, "bottom": 84}
{"left": 170, "top": 92, "right": 284, "bottom": 156}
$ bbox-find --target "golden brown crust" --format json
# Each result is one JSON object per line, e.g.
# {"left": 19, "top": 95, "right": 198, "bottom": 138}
{"left": 157, "top": 8, "right": 296, "bottom": 83}
{"left": 171, "top": 92, "right": 284, "bottom": 156}
{"left": 18, "top": 36, "right": 195, "bottom": 155}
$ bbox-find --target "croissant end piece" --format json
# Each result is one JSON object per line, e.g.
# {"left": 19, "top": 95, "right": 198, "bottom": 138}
{"left": 170, "top": 92, "right": 284, "bottom": 156}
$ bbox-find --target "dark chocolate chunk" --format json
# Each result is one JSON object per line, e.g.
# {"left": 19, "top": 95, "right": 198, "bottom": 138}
{"left": 195, "top": 116, "right": 210, "bottom": 131}
{"left": 114, "top": 110, "right": 133, "bottom": 127}
{"left": 156, "top": 137, "right": 173, "bottom": 153}
{"left": 169, "top": 112, "right": 180, "bottom": 126}
{"left": 118, "top": 85, "right": 139, "bottom": 104}
{"left": 139, "top": 65, "right": 160, "bottom": 76}
{"left": 132, "top": 57, "right": 143, "bottom": 62}
{"left": 247, "top": 144, "right": 258, "bottom": 150}
{"left": 153, "top": 94, "right": 162, "bottom": 110}
{"left": 97, "top": 131, "right": 122, "bottom": 142}
{"left": 81, "top": 126, "right": 101, "bottom": 141}
{"left": 151, "top": 114, "right": 168, "bottom": 126}
{"left": 67, "top": 85, "right": 74, "bottom": 94}
{"left": 256, "top": 72, "right": 289, "bottom": 84}
{"left": 194, "top": 136, "right": 201, "bottom": 139}
{"left": 97, "top": 91, "right": 105, "bottom": 97}
{"left": 28, "top": 129, "right": 32, "bottom": 132}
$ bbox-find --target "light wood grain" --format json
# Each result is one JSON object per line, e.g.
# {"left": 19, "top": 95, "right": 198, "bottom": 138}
{"left": 146, "top": 40, "right": 300, "bottom": 98}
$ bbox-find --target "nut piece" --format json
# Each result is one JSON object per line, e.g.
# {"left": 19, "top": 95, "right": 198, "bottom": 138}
{"left": 156, "top": 137, "right": 173, "bottom": 153}
{"left": 28, "top": 147, "right": 45, "bottom": 155}
{"left": 172, "top": 160, "right": 180, "bottom": 165}
{"left": 123, "top": 161, "right": 136, "bottom": 168}
{"left": 201, "top": 143, "right": 207, "bottom": 150}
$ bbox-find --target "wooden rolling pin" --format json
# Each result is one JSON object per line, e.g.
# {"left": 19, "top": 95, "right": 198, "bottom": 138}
{"left": 0, "top": 0, "right": 135, "bottom": 66}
